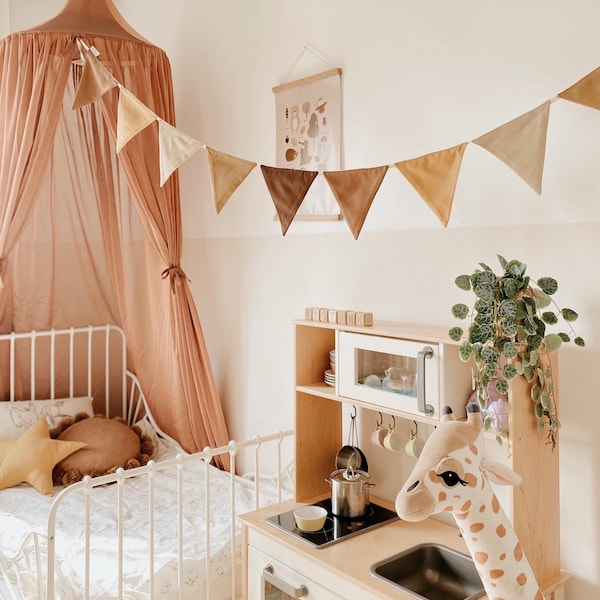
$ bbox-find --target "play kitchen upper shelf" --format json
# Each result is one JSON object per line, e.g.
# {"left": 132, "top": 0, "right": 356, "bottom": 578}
{"left": 294, "top": 319, "right": 471, "bottom": 424}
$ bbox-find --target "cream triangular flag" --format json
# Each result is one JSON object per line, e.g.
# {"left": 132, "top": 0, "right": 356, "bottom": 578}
{"left": 558, "top": 67, "right": 600, "bottom": 111}
{"left": 72, "top": 51, "right": 117, "bottom": 110}
{"left": 158, "top": 119, "right": 202, "bottom": 186}
{"left": 116, "top": 88, "right": 158, "bottom": 153}
{"left": 323, "top": 166, "right": 388, "bottom": 239}
{"left": 206, "top": 147, "right": 257, "bottom": 214}
{"left": 472, "top": 101, "right": 550, "bottom": 194}
{"left": 260, "top": 166, "right": 318, "bottom": 235}
{"left": 395, "top": 143, "right": 467, "bottom": 227}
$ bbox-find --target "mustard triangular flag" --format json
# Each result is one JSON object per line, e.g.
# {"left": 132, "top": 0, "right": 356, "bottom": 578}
{"left": 558, "top": 67, "right": 600, "bottom": 111}
{"left": 206, "top": 147, "right": 257, "bottom": 214}
{"left": 472, "top": 101, "right": 550, "bottom": 194}
{"left": 158, "top": 120, "right": 202, "bottom": 186}
{"left": 323, "top": 166, "right": 388, "bottom": 239}
{"left": 260, "top": 166, "right": 318, "bottom": 235}
{"left": 116, "top": 88, "right": 158, "bottom": 153}
{"left": 395, "top": 143, "right": 467, "bottom": 227}
{"left": 72, "top": 51, "right": 117, "bottom": 110}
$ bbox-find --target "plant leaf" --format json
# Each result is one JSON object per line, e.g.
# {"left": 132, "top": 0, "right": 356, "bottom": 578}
{"left": 497, "top": 254, "right": 508, "bottom": 270}
{"left": 451, "top": 304, "right": 469, "bottom": 319}
{"left": 533, "top": 288, "right": 552, "bottom": 308}
{"left": 455, "top": 274, "right": 471, "bottom": 291}
{"left": 541, "top": 311, "right": 558, "bottom": 325}
{"left": 544, "top": 333, "right": 563, "bottom": 353}
{"left": 562, "top": 308, "right": 579, "bottom": 322}
{"left": 574, "top": 336, "right": 585, "bottom": 347}
{"left": 537, "top": 277, "right": 558, "bottom": 295}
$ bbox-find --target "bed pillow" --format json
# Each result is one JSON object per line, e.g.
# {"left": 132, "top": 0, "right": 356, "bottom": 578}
{"left": 54, "top": 416, "right": 153, "bottom": 484}
{"left": 0, "top": 417, "right": 86, "bottom": 495}
{"left": 0, "top": 397, "right": 94, "bottom": 439}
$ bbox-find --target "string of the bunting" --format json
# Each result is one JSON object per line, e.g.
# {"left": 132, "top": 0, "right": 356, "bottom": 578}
{"left": 72, "top": 40, "right": 202, "bottom": 187}
{"left": 71, "top": 41, "right": 600, "bottom": 237}
{"left": 206, "top": 66, "right": 600, "bottom": 238}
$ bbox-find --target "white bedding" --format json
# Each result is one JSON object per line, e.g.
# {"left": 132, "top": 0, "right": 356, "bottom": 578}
{"left": 0, "top": 426, "right": 288, "bottom": 600}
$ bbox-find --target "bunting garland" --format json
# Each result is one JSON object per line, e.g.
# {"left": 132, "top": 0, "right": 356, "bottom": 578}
{"left": 71, "top": 42, "right": 600, "bottom": 237}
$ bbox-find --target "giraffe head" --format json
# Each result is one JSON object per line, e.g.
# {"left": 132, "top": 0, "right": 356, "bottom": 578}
{"left": 395, "top": 404, "right": 520, "bottom": 521}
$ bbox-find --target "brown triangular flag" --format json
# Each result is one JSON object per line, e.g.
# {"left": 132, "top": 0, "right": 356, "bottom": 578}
{"left": 158, "top": 120, "right": 202, "bottom": 186}
{"left": 323, "top": 166, "right": 388, "bottom": 239}
{"left": 260, "top": 166, "right": 318, "bottom": 235}
{"left": 206, "top": 147, "right": 257, "bottom": 214}
{"left": 72, "top": 51, "right": 117, "bottom": 110}
{"left": 558, "top": 67, "right": 600, "bottom": 111}
{"left": 116, "top": 88, "right": 158, "bottom": 153}
{"left": 472, "top": 101, "right": 550, "bottom": 194}
{"left": 395, "top": 143, "right": 467, "bottom": 227}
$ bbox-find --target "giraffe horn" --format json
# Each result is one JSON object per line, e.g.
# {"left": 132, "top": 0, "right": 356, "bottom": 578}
{"left": 466, "top": 403, "right": 483, "bottom": 427}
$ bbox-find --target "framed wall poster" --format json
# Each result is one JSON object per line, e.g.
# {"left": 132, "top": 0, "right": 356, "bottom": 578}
{"left": 273, "top": 67, "right": 342, "bottom": 218}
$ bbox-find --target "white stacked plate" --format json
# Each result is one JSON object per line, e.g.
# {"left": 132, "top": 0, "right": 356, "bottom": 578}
{"left": 324, "top": 368, "right": 336, "bottom": 387}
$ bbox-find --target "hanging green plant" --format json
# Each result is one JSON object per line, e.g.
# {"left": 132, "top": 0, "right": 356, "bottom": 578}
{"left": 448, "top": 255, "right": 585, "bottom": 448}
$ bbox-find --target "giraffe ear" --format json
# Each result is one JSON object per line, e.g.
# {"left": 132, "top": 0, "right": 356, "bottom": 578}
{"left": 481, "top": 459, "right": 522, "bottom": 486}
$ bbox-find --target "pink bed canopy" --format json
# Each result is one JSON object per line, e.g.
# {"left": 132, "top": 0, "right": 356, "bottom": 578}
{"left": 0, "top": 0, "right": 230, "bottom": 463}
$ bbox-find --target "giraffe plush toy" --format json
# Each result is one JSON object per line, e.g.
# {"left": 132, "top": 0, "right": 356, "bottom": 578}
{"left": 395, "top": 404, "right": 544, "bottom": 600}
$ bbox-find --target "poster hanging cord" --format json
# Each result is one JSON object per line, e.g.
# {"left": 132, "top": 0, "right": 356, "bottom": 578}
{"left": 278, "top": 44, "right": 337, "bottom": 87}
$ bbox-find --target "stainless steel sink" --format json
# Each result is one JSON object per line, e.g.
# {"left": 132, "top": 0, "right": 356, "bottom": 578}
{"left": 370, "top": 543, "right": 485, "bottom": 600}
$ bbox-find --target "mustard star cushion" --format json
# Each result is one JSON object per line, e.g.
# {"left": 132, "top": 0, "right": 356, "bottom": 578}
{"left": 0, "top": 417, "right": 86, "bottom": 495}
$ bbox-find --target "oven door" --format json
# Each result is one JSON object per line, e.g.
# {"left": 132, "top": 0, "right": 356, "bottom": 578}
{"left": 248, "top": 546, "right": 344, "bottom": 599}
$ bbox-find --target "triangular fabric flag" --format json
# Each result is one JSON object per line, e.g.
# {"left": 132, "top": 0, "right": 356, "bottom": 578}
{"left": 260, "top": 166, "right": 318, "bottom": 235}
{"left": 116, "top": 88, "right": 158, "bottom": 153}
{"left": 323, "top": 166, "right": 388, "bottom": 239}
{"left": 472, "top": 101, "right": 550, "bottom": 194}
{"left": 158, "top": 119, "right": 202, "bottom": 186}
{"left": 206, "top": 147, "right": 257, "bottom": 214}
{"left": 72, "top": 51, "right": 117, "bottom": 110}
{"left": 395, "top": 143, "right": 467, "bottom": 227}
{"left": 558, "top": 67, "right": 600, "bottom": 111}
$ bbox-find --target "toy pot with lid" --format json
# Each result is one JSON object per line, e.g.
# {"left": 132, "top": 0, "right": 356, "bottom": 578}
{"left": 325, "top": 466, "right": 374, "bottom": 518}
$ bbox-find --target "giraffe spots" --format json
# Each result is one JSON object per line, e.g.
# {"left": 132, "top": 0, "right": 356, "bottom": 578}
{"left": 438, "top": 491, "right": 447, "bottom": 502}
{"left": 492, "top": 597, "right": 507, "bottom": 600}
{"left": 490, "top": 569, "right": 505, "bottom": 579}
{"left": 464, "top": 472, "right": 478, "bottom": 487}
{"left": 428, "top": 470, "right": 439, "bottom": 483}
{"left": 517, "top": 572, "right": 528, "bottom": 586}
{"left": 496, "top": 524, "right": 507, "bottom": 537}
{"left": 499, "top": 552, "right": 506, "bottom": 560}
{"left": 534, "top": 591, "right": 544, "bottom": 600}
{"left": 479, "top": 504, "right": 486, "bottom": 513}
{"left": 470, "top": 522, "right": 485, "bottom": 533}
{"left": 491, "top": 495, "right": 500, "bottom": 513}
{"left": 514, "top": 542, "right": 523, "bottom": 561}
{"left": 468, "top": 443, "right": 478, "bottom": 455}
{"left": 465, "top": 457, "right": 472, "bottom": 464}
{"left": 455, "top": 510, "right": 468, "bottom": 519}
{"left": 460, "top": 500, "right": 472, "bottom": 513}
{"left": 474, "top": 551, "right": 488, "bottom": 564}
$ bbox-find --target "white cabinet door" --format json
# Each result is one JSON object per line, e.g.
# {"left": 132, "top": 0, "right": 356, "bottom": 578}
{"left": 248, "top": 546, "right": 345, "bottom": 600}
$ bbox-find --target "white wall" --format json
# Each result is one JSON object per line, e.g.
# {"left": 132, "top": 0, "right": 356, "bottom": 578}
{"left": 8, "top": 2, "right": 600, "bottom": 598}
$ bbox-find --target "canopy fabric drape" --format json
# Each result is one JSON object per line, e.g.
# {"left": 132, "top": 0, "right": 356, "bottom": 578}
{"left": 0, "top": 29, "right": 230, "bottom": 465}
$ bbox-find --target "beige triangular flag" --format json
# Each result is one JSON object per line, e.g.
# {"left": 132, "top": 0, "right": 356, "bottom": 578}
{"left": 323, "top": 166, "right": 388, "bottom": 239}
{"left": 558, "top": 67, "right": 600, "bottom": 111}
{"left": 158, "top": 119, "right": 202, "bottom": 186}
{"left": 116, "top": 88, "right": 158, "bottom": 153}
{"left": 395, "top": 143, "right": 467, "bottom": 227}
{"left": 472, "top": 101, "right": 550, "bottom": 194}
{"left": 206, "top": 147, "right": 257, "bottom": 214}
{"left": 72, "top": 51, "right": 117, "bottom": 110}
{"left": 260, "top": 166, "right": 318, "bottom": 235}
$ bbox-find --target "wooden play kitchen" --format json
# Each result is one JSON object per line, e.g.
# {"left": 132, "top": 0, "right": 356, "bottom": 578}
{"left": 240, "top": 319, "right": 569, "bottom": 599}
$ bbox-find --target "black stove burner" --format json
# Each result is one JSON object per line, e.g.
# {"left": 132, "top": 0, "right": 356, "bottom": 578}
{"left": 266, "top": 498, "right": 399, "bottom": 548}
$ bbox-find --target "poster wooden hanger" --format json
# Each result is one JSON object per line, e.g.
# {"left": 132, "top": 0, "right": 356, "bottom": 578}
{"left": 28, "top": 0, "right": 149, "bottom": 42}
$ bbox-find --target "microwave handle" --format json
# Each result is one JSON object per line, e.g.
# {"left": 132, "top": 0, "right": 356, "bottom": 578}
{"left": 417, "top": 346, "right": 434, "bottom": 416}
{"left": 263, "top": 564, "right": 309, "bottom": 598}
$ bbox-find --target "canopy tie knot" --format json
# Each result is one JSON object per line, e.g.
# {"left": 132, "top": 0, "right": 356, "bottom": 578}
{"left": 161, "top": 264, "right": 189, "bottom": 293}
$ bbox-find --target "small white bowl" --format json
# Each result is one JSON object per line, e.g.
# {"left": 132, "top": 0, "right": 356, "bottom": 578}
{"left": 293, "top": 505, "right": 328, "bottom": 532}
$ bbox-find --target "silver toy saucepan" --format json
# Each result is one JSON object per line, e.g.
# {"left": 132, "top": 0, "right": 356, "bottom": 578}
{"left": 325, "top": 466, "right": 374, "bottom": 518}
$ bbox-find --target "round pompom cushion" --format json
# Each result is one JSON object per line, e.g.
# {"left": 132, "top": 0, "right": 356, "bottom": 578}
{"left": 57, "top": 417, "right": 141, "bottom": 473}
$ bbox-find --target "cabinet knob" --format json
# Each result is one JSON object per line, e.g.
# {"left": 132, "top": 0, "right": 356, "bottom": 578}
{"left": 263, "top": 564, "right": 309, "bottom": 598}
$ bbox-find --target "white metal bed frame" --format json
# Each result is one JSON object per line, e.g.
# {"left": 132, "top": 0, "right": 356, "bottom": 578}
{"left": 0, "top": 325, "right": 293, "bottom": 600}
